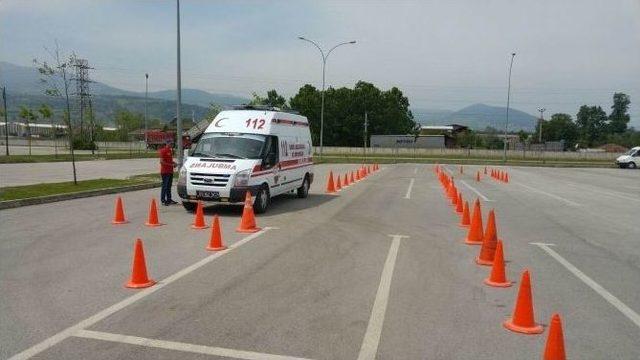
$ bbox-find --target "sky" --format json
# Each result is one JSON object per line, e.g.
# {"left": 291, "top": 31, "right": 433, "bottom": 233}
{"left": 1, "top": 0, "right": 639, "bottom": 126}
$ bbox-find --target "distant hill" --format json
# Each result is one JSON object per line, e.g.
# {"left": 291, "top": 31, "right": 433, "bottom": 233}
{"left": 0, "top": 61, "right": 249, "bottom": 125}
{"left": 413, "top": 103, "right": 537, "bottom": 131}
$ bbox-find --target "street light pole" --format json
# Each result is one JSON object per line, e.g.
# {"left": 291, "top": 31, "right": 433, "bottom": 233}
{"left": 2, "top": 87, "right": 8, "bottom": 156}
{"left": 503, "top": 52, "right": 516, "bottom": 163}
{"left": 298, "top": 37, "right": 356, "bottom": 159}
{"left": 145, "top": 73, "right": 149, "bottom": 147}
{"left": 537, "top": 107, "right": 545, "bottom": 143}
{"left": 176, "top": 0, "right": 183, "bottom": 167}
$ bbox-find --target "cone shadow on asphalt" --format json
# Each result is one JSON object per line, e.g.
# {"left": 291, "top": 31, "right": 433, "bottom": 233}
{"left": 198, "top": 193, "right": 338, "bottom": 217}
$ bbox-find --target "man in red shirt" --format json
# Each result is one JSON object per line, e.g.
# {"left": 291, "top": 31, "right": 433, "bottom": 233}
{"left": 159, "top": 139, "right": 178, "bottom": 205}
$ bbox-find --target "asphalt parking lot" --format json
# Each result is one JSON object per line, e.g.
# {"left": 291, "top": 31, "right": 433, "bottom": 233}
{"left": 1, "top": 163, "right": 639, "bottom": 359}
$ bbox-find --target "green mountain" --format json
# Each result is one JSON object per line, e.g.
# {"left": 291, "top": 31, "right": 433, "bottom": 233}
{"left": 413, "top": 103, "right": 537, "bottom": 131}
{"left": 0, "top": 61, "right": 249, "bottom": 125}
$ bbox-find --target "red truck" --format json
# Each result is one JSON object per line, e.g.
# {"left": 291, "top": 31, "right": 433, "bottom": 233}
{"left": 144, "top": 130, "right": 191, "bottom": 149}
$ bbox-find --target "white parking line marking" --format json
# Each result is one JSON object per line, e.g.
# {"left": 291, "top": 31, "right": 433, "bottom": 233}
{"left": 404, "top": 178, "right": 415, "bottom": 199}
{"left": 74, "top": 330, "right": 314, "bottom": 360}
{"left": 7, "top": 228, "right": 275, "bottom": 360}
{"left": 532, "top": 243, "right": 640, "bottom": 329}
{"left": 357, "top": 234, "right": 407, "bottom": 360}
{"left": 459, "top": 180, "right": 494, "bottom": 202}
{"left": 514, "top": 182, "right": 581, "bottom": 206}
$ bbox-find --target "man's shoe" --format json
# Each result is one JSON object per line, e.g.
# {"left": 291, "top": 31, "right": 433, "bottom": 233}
{"left": 161, "top": 201, "right": 169, "bottom": 206}
{"left": 167, "top": 200, "right": 178, "bottom": 205}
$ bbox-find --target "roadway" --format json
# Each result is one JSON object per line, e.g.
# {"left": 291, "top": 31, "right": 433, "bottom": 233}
{"left": 0, "top": 158, "right": 158, "bottom": 187}
{"left": 1, "top": 163, "right": 639, "bottom": 359}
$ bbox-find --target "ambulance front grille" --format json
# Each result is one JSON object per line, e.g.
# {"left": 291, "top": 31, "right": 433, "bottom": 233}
{"left": 189, "top": 172, "right": 231, "bottom": 187}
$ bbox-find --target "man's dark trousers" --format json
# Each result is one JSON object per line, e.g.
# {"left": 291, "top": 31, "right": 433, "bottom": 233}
{"left": 161, "top": 173, "right": 173, "bottom": 204}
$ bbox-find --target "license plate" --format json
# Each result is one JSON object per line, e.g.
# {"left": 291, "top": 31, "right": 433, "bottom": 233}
{"left": 196, "top": 190, "right": 220, "bottom": 199}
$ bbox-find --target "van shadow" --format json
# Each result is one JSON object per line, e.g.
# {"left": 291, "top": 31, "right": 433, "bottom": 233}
{"left": 201, "top": 193, "right": 338, "bottom": 218}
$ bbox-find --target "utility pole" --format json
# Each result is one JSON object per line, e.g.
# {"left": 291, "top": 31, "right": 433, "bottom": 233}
{"left": 537, "top": 107, "right": 546, "bottom": 143}
{"left": 176, "top": 0, "right": 183, "bottom": 167}
{"left": 145, "top": 73, "right": 149, "bottom": 146}
{"left": 298, "top": 37, "right": 356, "bottom": 159}
{"left": 503, "top": 52, "right": 516, "bottom": 163}
{"left": 363, "top": 111, "right": 368, "bottom": 160}
{"left": 2, "top": 87, "right": 8, "bottom": 156}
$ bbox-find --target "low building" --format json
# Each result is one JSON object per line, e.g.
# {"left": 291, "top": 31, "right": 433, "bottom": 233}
{"left": 370, "top": 134, "right": 446, "bottom": 149}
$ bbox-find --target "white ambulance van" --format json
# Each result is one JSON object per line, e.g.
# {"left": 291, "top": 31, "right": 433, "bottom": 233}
{"left": 615, "top": 146, "right": 640, "bottom": 169}
{"left": 177, "top": 106, "right": 314, "bottom": 213}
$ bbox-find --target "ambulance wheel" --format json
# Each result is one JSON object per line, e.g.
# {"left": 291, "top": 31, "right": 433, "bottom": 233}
{"left": 297, "top": 176, "right": 310, "bottom": 198}
{"left": 629, "top": 162, "right": 637, "bottom": 169}
{"left": 182, "top": 201, "right": 197, "bottom": 212}
{"left": 253, "top": 186, "right": 269, "bottom": 214}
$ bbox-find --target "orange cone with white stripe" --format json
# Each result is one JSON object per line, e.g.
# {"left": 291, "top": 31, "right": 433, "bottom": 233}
{"left": 455, "top": 193, "right": 464, "bottom": 214}
{"left": 505, "top": 172, "right": 510, "bottom": 183}
{"left": 350, "top": 171, "right": 356, "bottom": 183}
{"left": 335, "top": 174, "right": 342, "bottom": 191}
{"left": 344, "top": 173, "right": 349, "bottom": 187}
{"left": 236, "top": 192, "right": 261, "bottom": 233}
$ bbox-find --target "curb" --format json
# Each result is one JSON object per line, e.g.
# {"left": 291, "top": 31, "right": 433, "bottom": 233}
{"left": 0, "top": 182, "right": 161, "bottom": 210}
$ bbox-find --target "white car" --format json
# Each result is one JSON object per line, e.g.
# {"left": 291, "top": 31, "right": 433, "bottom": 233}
{"left": 177, "top": 106, "right": 314, "bottom": 213}
{"left": 615, "top": 146, "right": 640, "bottom": 169}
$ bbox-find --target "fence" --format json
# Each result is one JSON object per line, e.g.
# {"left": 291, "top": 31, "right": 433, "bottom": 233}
{"left": 0, "top": 137, "right": 148, "bottom": 156}
{"left": 314, "top": 146, "right": 618, "bottom": 161}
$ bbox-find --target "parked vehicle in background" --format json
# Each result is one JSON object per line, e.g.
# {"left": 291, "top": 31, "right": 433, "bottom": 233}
{"left": 177, "top": 105, "right": 314, "bottom": 214}
{"left": 615, "top": 146, "right": 640, "bottom": 168}
{"left": 144, "top": 130, "right": 191, "bottom": 150}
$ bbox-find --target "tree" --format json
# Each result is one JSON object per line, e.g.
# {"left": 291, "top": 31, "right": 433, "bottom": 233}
{"left": 38, "top": 103, "right": 57, "bottom": 156}
{"left": 517, "top": 130, "right": 529, "bottom": 143}
{"left": 206, "top": 103, "right": 222, "bottom": 119}
{"left": 542, "top": 113, "right": 578, "bottom": 149}
{"left": 114, "top": 110, "right": 143, "bottom": 141}
{"left": 34, "top": 42, "right": 78, "bottom": 184}
{"left": 249, "top": 90, "right": 288, "bottom": 109}
{"left": 576, "top": 105, "right": 608, "bottom": 147}
{"left": 609, "top": 92, "right": 630, "bottom": 134}
{"left": 289, "top": 82, "right": 415, "bottom": 147}
{"left": 19, "top": 106, "right": 38, "bottom": 156}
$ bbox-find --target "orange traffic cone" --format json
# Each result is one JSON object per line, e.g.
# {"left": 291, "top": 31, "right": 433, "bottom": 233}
{"left": 459, "top": 200, "right": 471, "bottom": 227}
{"left": 326, "top": 171, "right": 336, "bottom": 194}
{"left": 476, "top": 171, "right": 481, "bottom": 182}
{"left": 343, "top": 173, "right": 349, "bottom": 187}
{"left": 191, "top": 201, "right": 208, "bottom": 229}
{"left": 464, "top": 199, "right": 484, "bottom": 245}
{"left": 125, "top": 239, "right": 156, "bottom": 288}
{"left": 476, "top": 209, "right": 498, "bottom": 265}
{"left": 112, "top": 196, "right": 128, "bottom": 224}
{"left": 350, "top": 171, "right": 356, "bottom": 183}
{"left": 484, "top": 241, "right": 511, "bottom": 287}
{"left": 500, "top": 171, "right": 505, "bottom": 182}
{"left": 368, "top": 165, "right": 372, "bottom": 174}
{"left": 504, "top": 270, "right": 544, "bottom": 334}
{"left": 206, "top": 215, "right": 227, "bottom": 251}
{"left": 236, "top": 192, "right": 261, "bottom": 233}
{"left": 355, "top": 170, "right": 360, "bottom": 181}
{"left": 450, "top": 186, "right": 459, "bottom": 206}
{"left": 505, "top": 172, "right": 510, "bottom": 183}
{"left": 335, "top": 174, "right": 342, "bottom": 191}
{"left": 543, "top": 313, "right": 566, "bottom": 360}
{"left": 144, "top": 198, "right": 162, "bottom": 227}
{"left": 455, "top": 193, "right": 464, "bottom": 214}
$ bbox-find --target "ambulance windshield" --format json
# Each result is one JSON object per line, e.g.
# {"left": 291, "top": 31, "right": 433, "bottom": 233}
{"left": 191, "top": 133, "right": 265, "bottom": 159}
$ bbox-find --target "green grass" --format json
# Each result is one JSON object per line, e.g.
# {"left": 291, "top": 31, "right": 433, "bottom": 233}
{"left": 0, "top": 175, "right": 160, "bottom": 202}
{"left": 0, "top": 152, "right": 158, "bottom": 164}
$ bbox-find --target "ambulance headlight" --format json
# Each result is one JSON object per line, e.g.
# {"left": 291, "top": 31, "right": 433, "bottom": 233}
{"left": 234, "top": 169, "right": 251, "bottom": 187}
{"left": 177, "top": 166, "right": 187, "bottom": 186}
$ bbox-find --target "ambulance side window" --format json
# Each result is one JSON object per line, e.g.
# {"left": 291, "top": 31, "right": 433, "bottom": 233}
{"left": 263, "top": 136, "right": 279, "bottom": 169}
